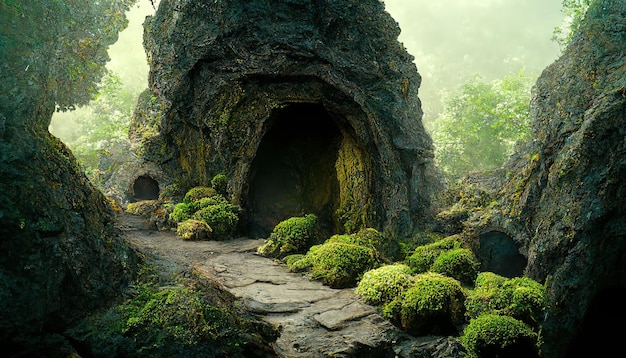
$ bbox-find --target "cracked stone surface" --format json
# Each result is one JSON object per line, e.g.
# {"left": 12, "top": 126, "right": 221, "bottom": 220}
{"left": 121, "top": 213, "right": 406, "bottom": 357}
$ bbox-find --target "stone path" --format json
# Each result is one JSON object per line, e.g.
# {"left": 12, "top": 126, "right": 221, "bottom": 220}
{"left": 118, "top": 213, "right": 406, "bottom": 357}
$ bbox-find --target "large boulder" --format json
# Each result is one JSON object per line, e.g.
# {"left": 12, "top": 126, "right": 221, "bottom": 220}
{"left": 467, "top": 1, "right": 626, "bottom": 356}
{"left": 131, "top": 0, "right": 439, "bottom": 239}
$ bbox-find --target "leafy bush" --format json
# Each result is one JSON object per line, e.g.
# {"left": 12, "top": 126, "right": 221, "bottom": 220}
{"left": 293, "top": 238, "right": 384, "bottom": 288}
{"left": 430, "top": 248, "right": 479, "bottom": 285}
{"left": 405, "top": 236, "right": 462, "bottom": 274}
{"left": 355, "top": 264, "right": 414, "bottom": 308}
{"left": 257, "top": 214, "right": 318, "bottom": 258}
{"left": 192, "top": 203, "right": 239, "bottom": 238}
{"left": 399, "top": 272, "right": 466, "bottom": 336}
{"left": 176, "top": 219, "right": 212, "bottom": 241}
{"left": 211, "top": 173, "right": 228, "bottom": 195}
{"left": 460, "top": 314, "right": 539, "bottom": 358}
{"left": 183, "top": 186, "right": 218, "bottom": 204}
{"left": 465, "top": 272, "right": 547, "bottom": 327}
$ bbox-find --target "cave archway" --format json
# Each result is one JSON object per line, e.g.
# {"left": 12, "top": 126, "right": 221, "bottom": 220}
{"left": 133, "top": 175, "right": 160, "bottom": 200}
{"left": 565, "top": 285, "right": 626, "bottom": 357}
{"left": 247, "top": 103, "right": 341, "bottom": 238}
{"left": 476, "top": 231, "right": 527, "bottom": 278}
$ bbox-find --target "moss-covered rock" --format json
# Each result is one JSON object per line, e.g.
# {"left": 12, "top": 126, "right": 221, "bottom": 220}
{"left": 257, "top": 214, "right": 318, "bottom": 258}
{"left": 399, "top": 272, "right": 466, "bottom": 336}
{"left": 355, "top": 264, "right": 414, "bottom": 309}
{"left": 183, "top": 186, "right": 218, "bottom": 204}
{"left": 465, "top": 272, "right": 546, "bottom": 328}
{"left": 328, "top": 227, "right": 399, "bottom": 261}
{"left": 430, "top": 248, "right": 479, "bottom": 286}
{"left": 294, "top": 240, "right": 384, "bottom": 289}
{"left": 460, "top": 314, "right": 539, "bottom": 358}
{"left": 191, "top": 203, "right": 239, "bottom": 239}
{"left": 405, "top": 236, "right": 462, "bottom": 274}
{"left": 176, "top": 219, "right": 212, "bottom": 241}
{"left": 126, "top": 200, "right": 160, "bottom": 217}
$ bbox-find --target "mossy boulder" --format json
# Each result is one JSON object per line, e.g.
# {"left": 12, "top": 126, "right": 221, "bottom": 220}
{"left": 289, "top": 235, "right": 385, "bottom": 288}
{"left": 257, "top": 214, "right": 318, "bottom": 258}
{"left": 460, "top": 314, "right": 539, "bottom": 358}
{"left": 327, "top": 227, "right": 398, "bottom": 261}
{"left": 191, "top": 203, "right": 239, "bottom": 239}
{"left": 465, "top": 272, "right": 546, "bottom": 328}
{"left": 170, "top": 188, "right": 240, "bottom": 239}
{"left": 405, "top": 236, "right": 462, "bottom": 274}
{"left": 183, "top": 186, "right": 218, "bottom": 204}
{"left": 355, "top": 264, "right": 414, "bottom": 309}
{"left": 398, "top": 272, "right": 466, "bottom": 336}
{"left": 176, "top": 219, "right": 212, "bottom": 241}
{"left": 430, "top": 248, "right": 479, "bottom": 286}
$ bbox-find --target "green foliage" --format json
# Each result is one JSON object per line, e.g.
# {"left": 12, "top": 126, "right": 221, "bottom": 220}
{"left": 355, "top": 264, "right": 414, "bottom": 308}
{"left": 49, "top": 70, "right": 137, "bottom": 177}
{"left": 328, "top": 227, "right": 397, "bottom": 261}
{"left": 211, "top": 173, "right": 228, "bottom": 195}
{"left": 460, "top": 314, "right": 539, "bottom": 358}
{"left": 176, "top": 219, "right": 212, "bottom": 241}
{"left": 405, "top": 236, "right": 462, "bottom": 274}
{"left": 192, "top": 204, "right": 239, "bottom": 238}
{"left": 552, "top": 0, "right": 592, "bottom": 50}
{"left": 465, "top": 272, "right": 547, "bottom": 328}
{"left": 184, "top": 186, "right": 218, "bottom": 204}
{"left": 257, "top": 214, "right": 318, "bottom": 258}
{"left": 432, "top": 71, "right": 534, "bottom": 178}
{"left": 170, "top": 188, "right": 240, "bottom": 239}
{"left": 430, "top": 248, "right": 479, "bottom": 285}
{"left": 291, "top": 232, "right": 386, "bottom": 288}
{"left": 399, "top": 272, "right": 466, "bottom": 336}
{"left": 0, "top": 0, "right": 137, "bottom": 112}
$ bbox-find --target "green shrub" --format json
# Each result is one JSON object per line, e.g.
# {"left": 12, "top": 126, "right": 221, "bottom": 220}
{"left": 460, "top": 314, "right": 539, "bottom": 358}
{"left": 405, "top": 236, "right": 462, "bottom": 273}
{"left": 355, "top": 264, "right": 414, "bottom": 308}
{"left": 305, "top": 241, "right": 383, "bottom": 288}
{"left": 284, "top": 254, "right": 311, "bottom": 273}
{"left": 183, "top": 186, "right": 218, "bottom": 204}
{"left": 211, "top": 173, "right": 228, "bottom": 195}
{"left": 192, "top": 203, "right": 239, "bottom": 238}
{"left": 170, "top": 202, "right": 196, "bottom": 222}
{"left": 257, "top": 214, "right": 318, "bottom": 258}
{"left": 399, "top": 272, "right": 466, "bottom": 336}
{"left": 431, "top": 248, "right": 479, "bottom": 285}
{"left": 176, "top": 219, "right": 212, "bottom": 241}
{"left": 328, "top": 228, "right": 398, "bottom": 261}
{"left": 465, "top": 272, "right": 546, "bottom": 328}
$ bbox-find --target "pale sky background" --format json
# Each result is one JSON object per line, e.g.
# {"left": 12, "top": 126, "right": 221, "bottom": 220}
{"left": 54, "top": 0, "right": 565, "bottom": 129}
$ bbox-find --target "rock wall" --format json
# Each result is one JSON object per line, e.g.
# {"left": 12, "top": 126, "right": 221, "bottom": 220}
{"left": 475, "top": 1, "right": 626, "bottom": 356}
{"left": 132, "top": 0, "right": 439, "bottom": 238}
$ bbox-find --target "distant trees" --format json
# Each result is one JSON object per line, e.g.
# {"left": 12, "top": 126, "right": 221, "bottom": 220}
{"left": 431, "top": 71, "right": 534, "bottom": 179}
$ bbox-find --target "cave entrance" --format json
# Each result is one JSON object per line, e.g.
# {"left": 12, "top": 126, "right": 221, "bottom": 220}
{"left": 247, "top": 103, "right": 341, "bottom": 239}
{"left": 476, "top": 231, "right": 527, "bottom": 278}
{"left": 133, "top": 175, "right": 160, "bottom": 200}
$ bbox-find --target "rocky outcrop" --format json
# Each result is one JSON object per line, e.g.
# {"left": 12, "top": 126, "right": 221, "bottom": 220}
{"left": 132, "top": 0, "right": 439, "bottom": 239}
{"left": 466, "top": 1, "right": 626, "bottom": 356}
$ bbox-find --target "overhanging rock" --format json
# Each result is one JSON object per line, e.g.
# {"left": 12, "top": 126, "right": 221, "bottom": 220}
{"left": 131, "top": 0, "right": 439, "bottom": 238}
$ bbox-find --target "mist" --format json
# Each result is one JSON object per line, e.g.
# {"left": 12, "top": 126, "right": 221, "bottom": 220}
{"left": 50, "top": 0, "right": 564, "bottom": 136}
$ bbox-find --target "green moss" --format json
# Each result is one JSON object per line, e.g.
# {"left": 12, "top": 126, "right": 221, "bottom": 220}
{"left": 355, "top": 264, "right": 414, "bottom": 308}
{"left": 183, "top": 186, "right": 218, "bottom": 204}
{"left": 399, "top": 272, "right": 466, "bottom": 336}
{"left": 192, "top": 203, "right": 239, "bottom": 239}
{"left": 328, "top": 227, "right": 397, "bottom": 261}
{"left": 170, "top": 202, "right": 196, "bottom": 222}
{"left": 211, "top": 173, "right": 228, "bottom": 195}
{"left": 404, "top": 236, "right": 462, "bottom": 273}
{"left": 460, "top": 314, "right": 539, "bottom": 358}
{"left": 304, "top": 241, "right": 383, "bottom": 288}
{"left": 176, "top": 219, "right": 212, "bottom": 241}
{"left": 430, "top": 248, "right": 479, "bottom": 285}
{"left": 257, "top": 214, "right": 318, "bottom": 258}
{"left": 465, "top": 272, "right": 546, "bottom": 328}
{"left": 284, "top": 254, "right": 312, "bottom": 273}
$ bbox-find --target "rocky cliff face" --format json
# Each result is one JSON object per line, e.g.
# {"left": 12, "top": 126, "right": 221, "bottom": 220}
{"left": 131, "top": 0, "right": 439, "bottom": 239}
{"left": 468, "top": 1, "right": 626, "bottom": 356}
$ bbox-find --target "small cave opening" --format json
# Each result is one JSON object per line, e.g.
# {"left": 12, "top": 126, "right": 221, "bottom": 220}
{"left": 476, "top": 231, "right": 527, "bottom": 278}
{"left": 565, "top": 285, "right": 626, "bottom": 357}
{"left": 133, "top": 175, "right": 160, "bottom": 201}
{"left": 247, "top": 103, "right": 341, "bottom": 239}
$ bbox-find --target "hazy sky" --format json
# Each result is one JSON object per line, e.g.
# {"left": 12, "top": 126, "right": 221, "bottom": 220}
{"left": 55, "top": 0, "right": 565, "bottom": 128}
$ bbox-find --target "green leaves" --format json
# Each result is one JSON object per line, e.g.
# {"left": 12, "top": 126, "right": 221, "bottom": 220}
{"left": 432, "top": 70, "right": 534, "bottom": 178}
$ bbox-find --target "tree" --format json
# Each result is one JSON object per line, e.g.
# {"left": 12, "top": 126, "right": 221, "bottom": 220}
{"left": 431, "top": 71, "right": 534, "bottom": 179}
{"left": 552, "top": 0, "right": 593, "bottom": 50}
